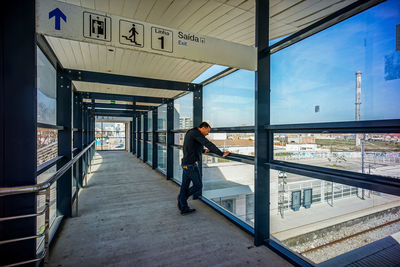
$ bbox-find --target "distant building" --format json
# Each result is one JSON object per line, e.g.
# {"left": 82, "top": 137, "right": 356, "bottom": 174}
{"left": 179, "top": 116, "right": 193, "bottom": 129}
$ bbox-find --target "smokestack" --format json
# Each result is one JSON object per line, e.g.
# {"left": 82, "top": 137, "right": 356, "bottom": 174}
{"left": 356, "top": 71, "right": 362, "bottom": 146}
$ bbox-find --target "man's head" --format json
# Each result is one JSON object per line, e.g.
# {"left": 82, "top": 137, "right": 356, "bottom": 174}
{"left": 198, "top": 122, "right": 211, "bottom": 136}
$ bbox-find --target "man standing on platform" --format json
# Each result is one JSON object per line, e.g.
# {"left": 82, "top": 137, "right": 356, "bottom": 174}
{"left": 178, "top": 122, "right": 230, "bottom": 214}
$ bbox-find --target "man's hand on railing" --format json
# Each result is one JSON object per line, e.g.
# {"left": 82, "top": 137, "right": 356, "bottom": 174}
{"left": 222, "top": 152, "right": 230, "bottom": 158}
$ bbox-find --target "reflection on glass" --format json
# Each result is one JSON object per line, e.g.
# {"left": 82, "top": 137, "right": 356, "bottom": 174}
{"left": 174, "top": 133, "right": 185, "bottom": 146}
{"left": 271, "top": 0, "right": 400, "bottom": 124}
{"left": 207, "top": 132, "right": 254, "bottom": 156}
{"left": 173, "top": 148, "right": 183, "bottom": 183}
{"left": 37, "top": 46, "right": 56, "bottom": 125}
{"left": 157, "top": 145, "right": 167, "bottom": 173}
{"left": 203, "top": 69, "right": 254, "bottom": 127}
{"left": 158, "top": 104, "right": 167, "bottom": 130}
{"left": 36, "top": 166, "right": 57, "bottom": 251}
{"left": 202, "top": 154, "right": 254, "bottom": 226}
{"left": 174, "top": 93, "right": 193, "bottom": 129}
{"left": 37, "top": 128, "right": 58, "bottom": 166}
{"left": 274, "top": 133, "right": 400, "bottom": 179}
{"left": 147, "top": 142, "right": 152, "bottom": 164}
{"left": 141, "top": 115, "right": 144, "bottom": 131}
{"left": 157, "top": 133, "right": 166, "bottom": 143}
{"left": 270, "top": 170, "right": 400, "bottom": 264}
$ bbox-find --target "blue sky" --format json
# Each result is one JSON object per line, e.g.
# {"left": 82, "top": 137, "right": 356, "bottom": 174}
{"left": 187, "top": 0, "right": 399, "bottom": 127}
{"left": 270, "top": 0, "right": 400, "bottom": 124}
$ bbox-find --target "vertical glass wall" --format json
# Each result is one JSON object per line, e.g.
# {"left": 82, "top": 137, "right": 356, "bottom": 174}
{"left": 268, "top": 1, "right": 400, "bottom": 264}
{"left": 36, "top": 45, "right": 57, "bottom": 251}
{"left": 158, "top": 104, "right": 167, "bottom": 130}
{"left": 174, "top": 93, "right": 193, "bottom": 129}
{"left": 95, "top": 122, "right": 126, "bottom": 150}
{"left": 270, "top": 0, "right": 400, "bottom": 125}
{"left": 157, "top": 145, "right": 167, "bottom": 173}
{"left": 203, "top": 69, "right": 254, "bottom": 127}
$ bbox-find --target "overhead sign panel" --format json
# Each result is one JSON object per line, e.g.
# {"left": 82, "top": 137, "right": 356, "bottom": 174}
{"left": 37, "top": 0, "right": 256, "bottom": 71}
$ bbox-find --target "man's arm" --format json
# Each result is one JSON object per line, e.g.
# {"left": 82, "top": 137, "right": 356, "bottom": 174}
{"left": 193, "top": 132, "right": 224, "bottom": 156}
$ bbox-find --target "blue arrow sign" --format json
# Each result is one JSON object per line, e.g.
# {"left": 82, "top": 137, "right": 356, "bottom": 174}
{"left": 49, "top": 8, "right": 67, "bottom": 30}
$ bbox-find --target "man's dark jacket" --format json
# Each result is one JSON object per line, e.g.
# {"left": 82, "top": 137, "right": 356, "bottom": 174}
{"left": 181, "top": 128, "right": 223, "bottom": 165}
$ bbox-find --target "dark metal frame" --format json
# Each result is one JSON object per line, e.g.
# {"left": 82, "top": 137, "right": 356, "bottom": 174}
{"left": 0, "top": 2, "right": 37, "bottom": 264}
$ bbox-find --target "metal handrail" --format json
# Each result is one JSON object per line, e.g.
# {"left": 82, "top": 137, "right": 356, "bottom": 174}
{"left": 0, "top": 140, "right": 95, "bottom": 197}
{"left": 0, "top": 204, "right": 48, "bottom": 222}
{"left": 0, "top": 140, "right": 95, "bottom": 267}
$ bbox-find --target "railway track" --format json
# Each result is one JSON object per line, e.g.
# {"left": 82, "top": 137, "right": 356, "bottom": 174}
{"left": 300, "top": 217, "right": 400, "bottom": 254}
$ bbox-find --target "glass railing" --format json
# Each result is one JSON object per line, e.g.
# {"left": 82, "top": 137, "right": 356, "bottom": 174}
{"left": 269, "top": 169, "right": 400, "bottom": 264}
{"left": 202, "top": 154, "right": 254, "bottom": 226}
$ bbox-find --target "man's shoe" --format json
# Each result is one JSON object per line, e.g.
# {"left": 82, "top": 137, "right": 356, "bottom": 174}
{"left": 177, "top": 195, "right": 181, "bottom": 210}
{"left": 180, "top": 207, "right": 196, "bottom": 215}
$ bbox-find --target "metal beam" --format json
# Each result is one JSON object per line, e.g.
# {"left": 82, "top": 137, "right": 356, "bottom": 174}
{"left": 80, "top": 91, "right": 167, "bottom": 103}
{"left": 66, "top": 69, "right": 199, "bottom": 91}
{"left": 88, "top": 103, "right": 152, "bottom": 110}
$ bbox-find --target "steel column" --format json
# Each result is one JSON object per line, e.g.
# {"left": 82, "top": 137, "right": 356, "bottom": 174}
{"left": 137, "top": 115, "right": 141, "bottom": 158}
{"left": 193, "top": 86, "right": 203, "bottom": 198}
{"left": 143, "top": 113, "right": 148, "bottom": 162}
{"left": 254, "top": 0, "right": 270, "bottom": 246}
{"left": 152, "top": 109, "right": 158, "bottom": 169}
{"left": 166, "top": 102, "right": 174, "bottom": 179}
{"left": 56, "top": 68, "right": 73, "bottom": 217}
{"left": 0, "top": 1, "right": 37, "bottom": 264}
{"left": 73, "top": 93, "right": 83, "bottom": 187}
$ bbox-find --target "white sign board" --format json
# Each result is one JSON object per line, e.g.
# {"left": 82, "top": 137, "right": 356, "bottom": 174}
{"left": 37, "top": 0, "right": 257, "bottom": 71}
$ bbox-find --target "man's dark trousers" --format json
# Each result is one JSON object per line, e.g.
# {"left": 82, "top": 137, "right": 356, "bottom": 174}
{"left": 179, "top": 163, "right": 202, "bottom": 210}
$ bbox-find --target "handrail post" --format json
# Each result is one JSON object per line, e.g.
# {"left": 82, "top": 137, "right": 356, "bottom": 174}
{"left": 44, "top": 187, "right": 50, "bottom": 265}
{"left": 75, "top": 160, "right": 79, "bottom": 217}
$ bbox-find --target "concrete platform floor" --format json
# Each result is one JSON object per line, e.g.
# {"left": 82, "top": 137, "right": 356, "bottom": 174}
{"left": 49, "top": 151, "right": 291, "bottom": 267}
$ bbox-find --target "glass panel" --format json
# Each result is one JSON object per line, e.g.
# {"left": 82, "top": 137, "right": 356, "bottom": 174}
{"left": 157, "top": 132, "right": 166, "bottom": 143}
{"left": 192, "top": 65, "right": 229, "bottom": 83}
{"left": 148, "top": 133, "right": 153, "bottom": 141}
{"left": 174, "top": 133, "right": 185, "bottom": 146}
{"left": 148, "top": 111, "right": 153, "bottom": 131}
{"left": 270, "top": 169, "right": 400, "bottom": 264}
{"left": 173, "top": 148, "right": 184, "bottom": 183}
{"left": 158, "top": 104, "right": 167, "bottom": 130}
{"left": 174, "top": 93, "right": 193, "bottom": 129}
{"left": 271, "top": 0, "right": 400, "bottom": 124}
{"left": 36, "top": 166, "right": 57, "bottom": 251}
{"left": 37, "top": 128, "right": 58, "bottom": 166}
{"left": 140, "top": 141, "right": 144, "bottom": 159}
{"left": 37, "top": 46, "right": 56, "bottom": 125}
{"left": 202, "top": 154, "right": 254, "bottom": 226}
{"left": 157, "top": 145, "right": 167, "bottom": 173}
{"left": 274, "top": 133, "right": 400, "bottom": 179}
{"left": 95, "top": 137, "right": 125, "bottom": 150}
{"left": 141, "top": 115, "right": 144, "bottom": 131}
{"left": 208, "top": 132, "right": 255, "bottom": 156}
{"left": 95, "top": 122, "right": 126, "bottom": 150}
{"left": 147, "top": 142, "right": 152, "bottom": 164}
{"left": 203, "top": 69, "right": 255, "bottom": 127}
